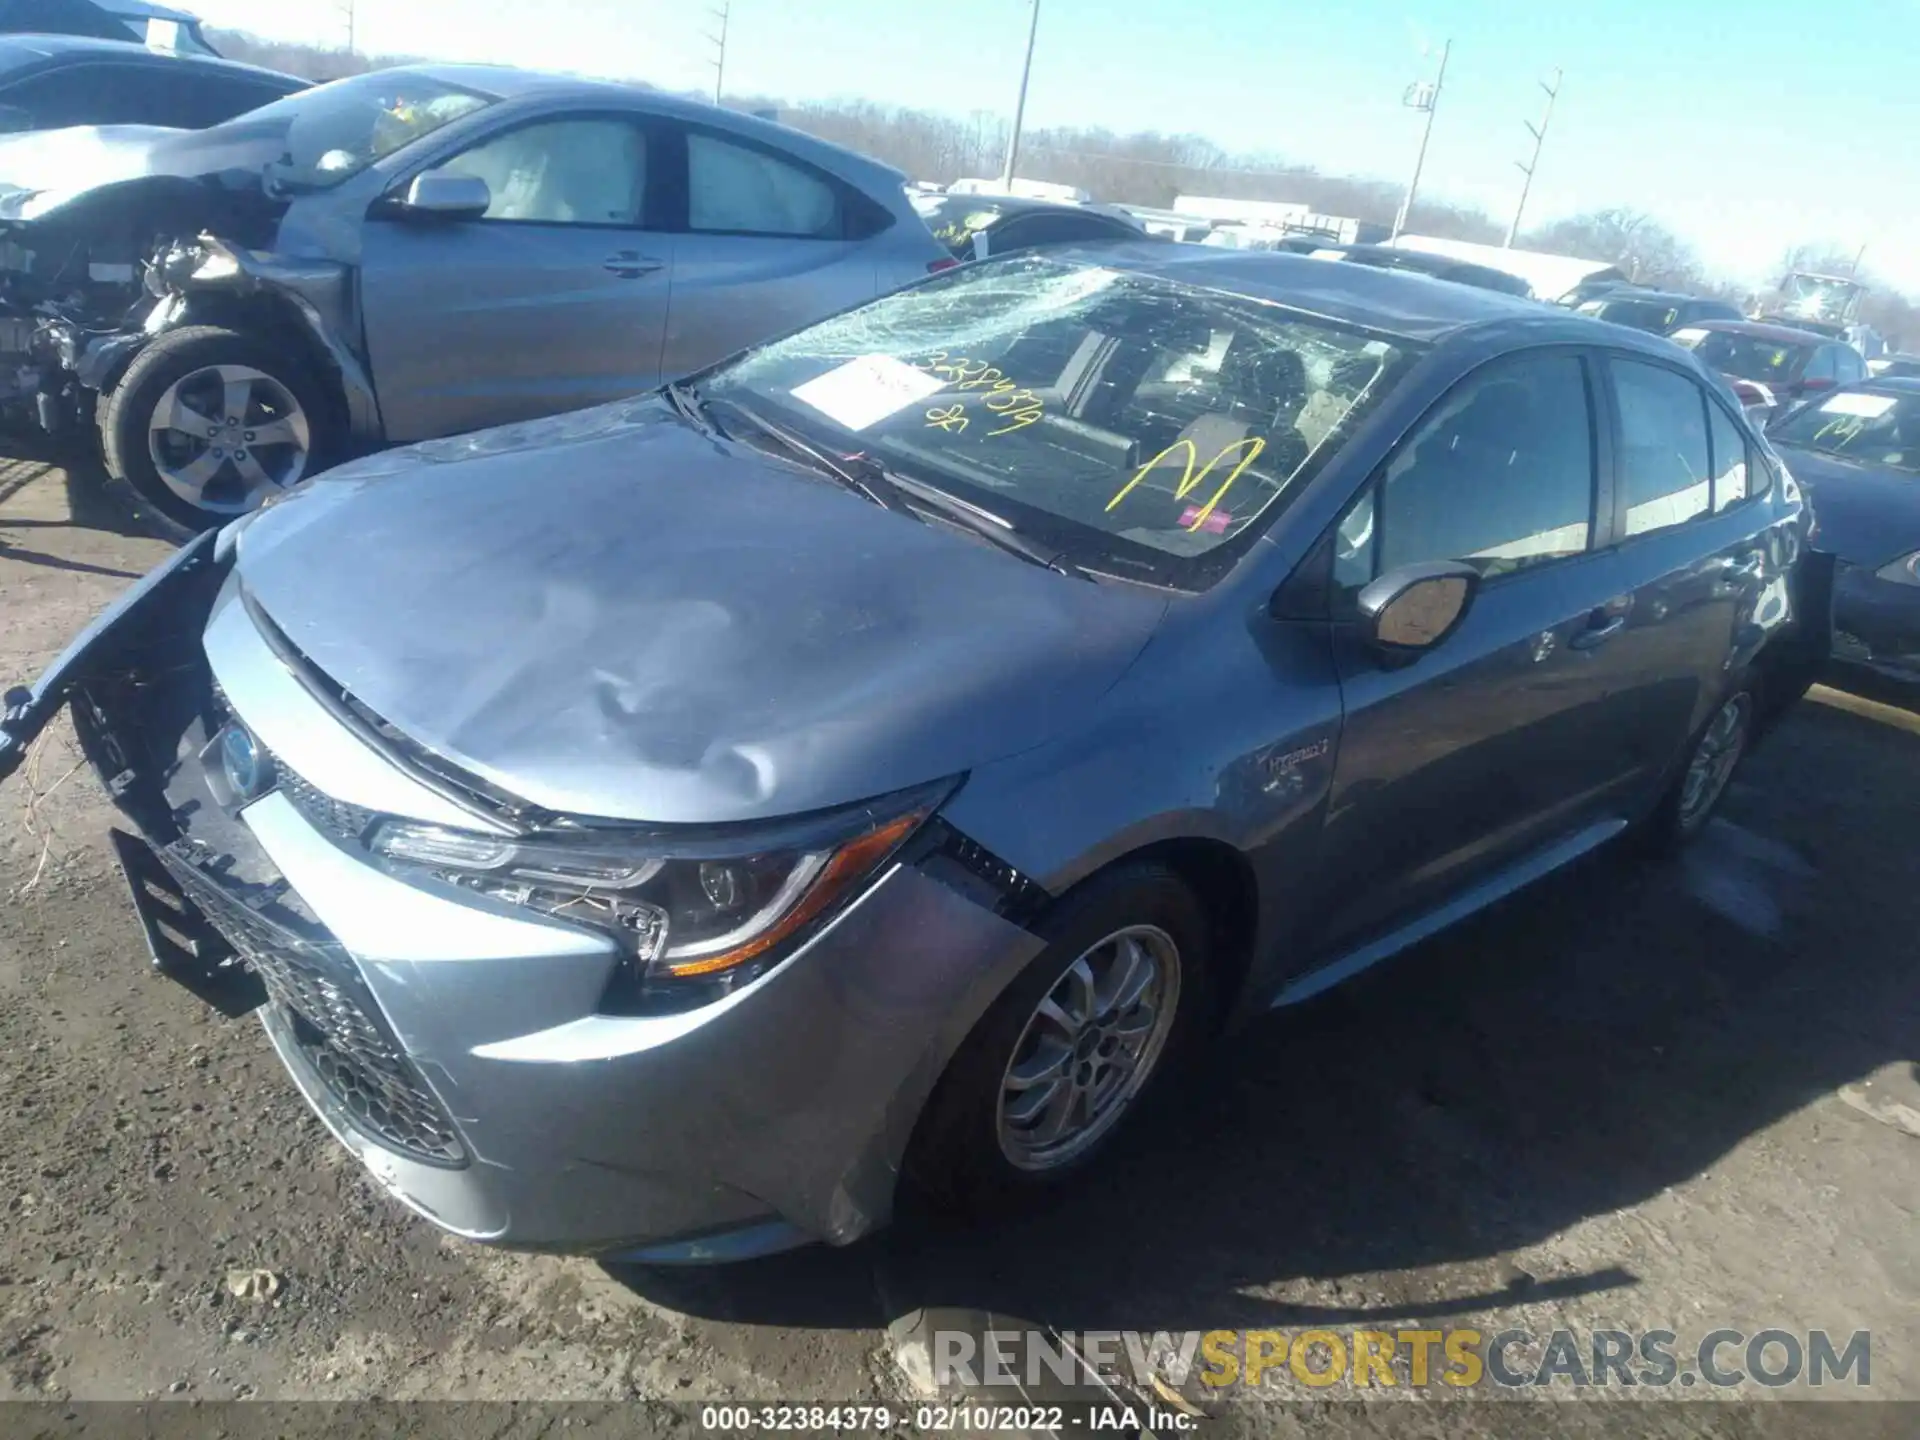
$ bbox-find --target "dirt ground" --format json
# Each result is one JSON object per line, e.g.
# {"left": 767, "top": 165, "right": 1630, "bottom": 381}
{"left": 2, "top": 443, "right": 1916, "bottom": 1428}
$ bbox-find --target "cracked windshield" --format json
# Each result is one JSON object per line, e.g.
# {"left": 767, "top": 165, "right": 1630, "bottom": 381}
{"left": 705, "top": 258, "right": 1408, "bottom": 582}
{"left": 0, "top": 0, "right": 1915, "bottom": 1431}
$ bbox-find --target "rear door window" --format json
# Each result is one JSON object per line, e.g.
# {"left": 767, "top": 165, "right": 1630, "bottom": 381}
{"left": 1612, "top": 359, "right": 1711, "bottom": 537}
{"left": 1706, "top": 400, "right": 1752, "bottom": 511}
{"left": 686, "top": 132, "right": 843, "bottom": 237}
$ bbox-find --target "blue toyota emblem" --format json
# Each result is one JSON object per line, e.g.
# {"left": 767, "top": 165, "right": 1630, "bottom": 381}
{"left": 219, "top": 723, "right": 272, "bottom": 801}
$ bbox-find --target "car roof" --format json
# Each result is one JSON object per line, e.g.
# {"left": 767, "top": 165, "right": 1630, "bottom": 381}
{"left": 0, "top": 30, "right": 291, "bottom": 79}
{"left": 1080, "top": 244, "right": 1603, "bottom": 345}
{"left": 380, "top": 62, "right": 908, "bottom": 189}
{"left": 1592, "top": 289, "right": 1725, "bottom": 306}
{"left": 1687, "top": 318, "right": 1832, "bottom": 345}
{"left": 100, "top": 0, "right": 199, "bottom": 18}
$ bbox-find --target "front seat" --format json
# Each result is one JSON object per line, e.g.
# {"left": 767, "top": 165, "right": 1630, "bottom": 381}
{"left": 1133, "top": 343, "right": 1311, "bottom": 526}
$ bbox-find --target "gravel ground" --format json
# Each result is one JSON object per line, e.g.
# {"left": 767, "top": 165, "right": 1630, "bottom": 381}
{"left": 1, "top": 445, "right": 1915, "bottom": 1429}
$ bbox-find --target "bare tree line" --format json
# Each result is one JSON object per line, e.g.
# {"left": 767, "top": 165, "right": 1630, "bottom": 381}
{"left": 210, "top": 28, "right": 1915, "bottom": 347}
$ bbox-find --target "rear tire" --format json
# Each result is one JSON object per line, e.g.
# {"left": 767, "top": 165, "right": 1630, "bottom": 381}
{"left": 100, "top": 325, "right": 340, "bottom": 535}
{"left": 904, "top": 863, "right": 1213, "bottom": 1220}
{"left": 1643, "top": 685, "right": 1756, "bottom": 852}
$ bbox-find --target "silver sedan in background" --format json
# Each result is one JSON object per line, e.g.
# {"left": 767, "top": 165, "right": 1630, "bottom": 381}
{"left": 0, "top": 65, "right": 950, "bottom": 528}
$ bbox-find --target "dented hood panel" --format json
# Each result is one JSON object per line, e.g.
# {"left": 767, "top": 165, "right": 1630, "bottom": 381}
{"left": 0, "top": 118, "right": 286, "bottom": 218}
{"left": 233, "top": 398, "right": 1169, "bottom": 825}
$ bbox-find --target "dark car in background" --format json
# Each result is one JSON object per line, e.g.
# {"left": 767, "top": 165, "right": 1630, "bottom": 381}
{"left": 0, "top": 33, "right": 301, "bottom": 132}
{"left": 1669, "top": 319, "right": 1867, "bottom": 425}
{"left": 1576, "top": 288, "right": 1742, "bottom": 335}
{"left": 1317, "top": 243, "right": 1537, "bottom": 300}
{"left": 1768, "top": 378, "right": 1920, "bottom": 685}
{"left": 0, "top": 249, "right": 1823, "bottom": 1261}
{"left": 911, "top": 191, "right": 1151, "bottom": 263}
{"left": 1869, "top": 354, "right": 1920, "bottom": 381}
{"left": 0, "top": 0, "right": 217, "bottom": 53}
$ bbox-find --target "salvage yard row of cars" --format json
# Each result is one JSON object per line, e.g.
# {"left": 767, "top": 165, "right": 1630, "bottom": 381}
{"left": 0, "top": 46, "right": 1912, "bottom": 1264}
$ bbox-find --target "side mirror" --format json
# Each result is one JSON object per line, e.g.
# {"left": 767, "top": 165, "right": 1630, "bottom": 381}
{"left": 1356, "top": 561, "right": 1479, "bottom": 664}
{"left": 392, "top": 171, "right": 491, "bottom": 221}
{"left": 1798, "top": 376, "right": 1835, "bottom": 394}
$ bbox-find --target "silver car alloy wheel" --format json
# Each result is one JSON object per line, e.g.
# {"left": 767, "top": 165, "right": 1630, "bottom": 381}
{"left": 147, "top": 364, "right": 312, "bottom": 516}
{"left": 1679, "top": 692, "right": 1752, "bottom": 831}
{"left": 995, "top": 924, "right": 1181, "bottom": 1172}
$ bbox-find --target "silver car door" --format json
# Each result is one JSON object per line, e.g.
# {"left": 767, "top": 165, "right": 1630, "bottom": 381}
{"left": 657, "top": 124, "right": 890, "bottom": 380}
{"left": 357, "top": 114, "right": 673, "bottom": 443}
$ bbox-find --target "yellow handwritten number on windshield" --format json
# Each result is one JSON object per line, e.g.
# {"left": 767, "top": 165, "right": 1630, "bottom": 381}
{"left": 925, "top": 403, "right": 968, "bottom": 434}
{"left": 1106, "top": 436, "right": 1267, "bottom": 532}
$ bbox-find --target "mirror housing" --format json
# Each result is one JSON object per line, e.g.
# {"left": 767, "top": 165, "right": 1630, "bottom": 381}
{"left": 1356, "top": 560, "right": 1479, "bottom": 664}
{"left": 1797, "top": 376, "right": 1836, "bottom": 394}
{"left": 392, "top": 171, "right": 491, "bottom": 221}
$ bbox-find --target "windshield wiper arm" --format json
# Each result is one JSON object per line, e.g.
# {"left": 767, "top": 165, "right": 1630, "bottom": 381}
{"left": 699, "top": 396, "right": 1086, "bottom": 580}
{"left": 705, "top": 397, "right": 904, "bottom": 512}
{"left": 661, "top": 379, "right": 721, "bottom": 438}
{"left": 852, "top": 460, "right": 1089, "bottom": 581}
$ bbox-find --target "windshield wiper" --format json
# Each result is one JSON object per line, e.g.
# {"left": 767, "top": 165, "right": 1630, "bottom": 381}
{"left": 662, "top": 379, "right": 721, "bottom": 439}
{"left": 704, "top": 395, "right": 1087, "bottom": 580}
{"left": 704, "top": 397, "right": 904, "bottom": 513}
{"left": 851, "top": 459, "right": 1090, "bottom": 581}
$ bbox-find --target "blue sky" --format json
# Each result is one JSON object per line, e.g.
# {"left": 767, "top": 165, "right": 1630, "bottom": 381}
{"left": 195, "top": 0, "right": 1920, "bottom": 292}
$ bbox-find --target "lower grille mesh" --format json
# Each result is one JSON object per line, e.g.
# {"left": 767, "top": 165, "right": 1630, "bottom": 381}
{"left": 158, "top": 846, "right": 467, "bottom": 1167}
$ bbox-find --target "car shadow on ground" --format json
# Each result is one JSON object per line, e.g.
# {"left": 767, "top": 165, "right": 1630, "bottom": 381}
{"left": 611, "top": 691, "right": 1920, "bottom": 1341}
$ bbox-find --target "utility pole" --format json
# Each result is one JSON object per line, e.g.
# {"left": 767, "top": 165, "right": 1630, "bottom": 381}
{"left": 1849, "top": 243, "right": 1868, "bottom": 276}
{"left": 1504, "top": 68, "right": 1561, "bottom": 248}
{"left": 1390, "top": 38, "right": 1449, "bottom": 242}
{"left": 706, "top": 2, "right": 730, "bottom": 105}
{"left": 338, "top": 0, "right": 354, "bottom": 53}
{"left": 998, "top": 0, "right": 1041, "bottom": 190}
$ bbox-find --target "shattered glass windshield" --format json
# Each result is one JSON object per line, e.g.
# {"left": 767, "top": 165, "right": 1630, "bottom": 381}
{"left": 1771, "top": 389, "right": 1920, "bottom": 475}
{"left": 1775, "top": 273, "right": 1866, "bottom": 326}
{"left": 702, "top": 255, "right": 1414, "bottom": 589}
{"left": 241, "top": 72, "right": 496, "bottom": 191}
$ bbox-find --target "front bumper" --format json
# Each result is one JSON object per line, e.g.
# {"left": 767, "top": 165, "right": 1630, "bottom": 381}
{"left": 1831, "top": 560, "right": 1920, "bottom": 683}
{"left": 21, "top": 552, "right": 1045, "bottom": 1259}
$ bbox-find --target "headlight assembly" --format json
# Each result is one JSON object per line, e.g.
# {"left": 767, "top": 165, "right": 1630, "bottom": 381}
{"left": 368, "top": 778, "right": 953, "bottom": 1003}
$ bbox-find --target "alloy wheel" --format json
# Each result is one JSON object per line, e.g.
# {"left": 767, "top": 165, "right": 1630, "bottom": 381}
{"left": 1678, "top": 692, "right": 1752, "bottom": 831}
{"left": 147, "top": 364, "right": 312, "bottom": 516}
{"left": 995, "top": 924, "right": 1181, "bottom": 1172}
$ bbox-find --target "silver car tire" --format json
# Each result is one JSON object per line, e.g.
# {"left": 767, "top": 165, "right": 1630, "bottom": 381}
{"left": 904, "top": 863, "right": 1213, "bottom": 1219}
{"left": 100, "top": 325, "right": 340, "bottom": 537}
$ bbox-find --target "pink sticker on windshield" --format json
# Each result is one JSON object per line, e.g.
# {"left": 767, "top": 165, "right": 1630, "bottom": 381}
{"left": 1179, "top": 506, "right": 1233, "bottom": 534}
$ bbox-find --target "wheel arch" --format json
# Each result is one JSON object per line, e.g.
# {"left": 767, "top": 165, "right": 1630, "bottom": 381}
{"left": 1037, "top": 835, "right": 1260, "bottom": 1031}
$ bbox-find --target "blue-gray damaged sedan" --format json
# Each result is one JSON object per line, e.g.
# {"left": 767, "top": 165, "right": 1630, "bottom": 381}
{"left": 0, "top": 249, "right": 1828, "bottom": 1262}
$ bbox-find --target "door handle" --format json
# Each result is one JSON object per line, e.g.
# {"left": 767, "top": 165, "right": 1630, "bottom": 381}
{"left": 603, "top": 252, "right": 665, "bottom": 278}
{"left": 1568, "top": 612, "right": 1627, "bottom": 651}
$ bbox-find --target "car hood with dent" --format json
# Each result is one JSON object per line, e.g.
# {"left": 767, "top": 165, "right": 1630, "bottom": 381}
{"left": 0, "top": 118, "right": 286, "bottom": 219}
{"left": 1779, "top": 445, "right": 1920, "bottom": 569}
{"left": 232, "top": 398, "right": 1171, "bottom": 826}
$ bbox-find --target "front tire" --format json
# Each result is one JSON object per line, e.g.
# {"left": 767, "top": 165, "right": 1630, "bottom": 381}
{"left": 100, "top": 326, "right": 339, "bottom": 534}
{"left": 905, "top": 864, "right": 1212, "bottom": 1219}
